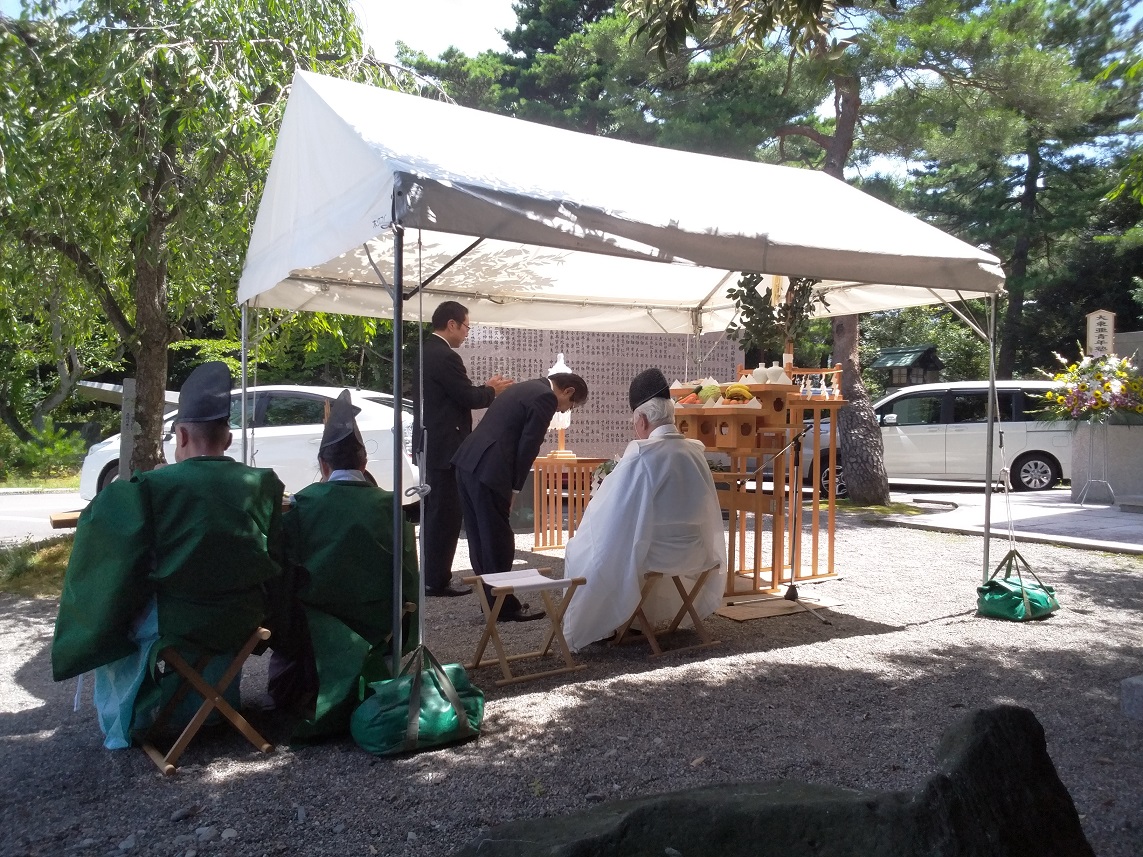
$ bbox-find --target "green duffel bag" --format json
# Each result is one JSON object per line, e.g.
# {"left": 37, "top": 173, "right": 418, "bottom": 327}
{"left": 976, "top": 549, "right": 1060, "bottom": 622}
{"left": 351, "top": 646, "right": 483, "bottom": 756}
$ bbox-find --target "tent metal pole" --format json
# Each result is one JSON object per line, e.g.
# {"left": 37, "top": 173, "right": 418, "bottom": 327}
{"left": 392, "top": 225, "right": 406, "bottom": 678}
{"left": 982, "top": 293, "right": 997, "bottom": 582}
{"left": 240, "top": 304, "right": 248, "bottom": 465}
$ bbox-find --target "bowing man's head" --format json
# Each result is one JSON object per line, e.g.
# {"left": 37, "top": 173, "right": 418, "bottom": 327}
{"left": 549, "top": 372, "right": 589, "bottom": 413}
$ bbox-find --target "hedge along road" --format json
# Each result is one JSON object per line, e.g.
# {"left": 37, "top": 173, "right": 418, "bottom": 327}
{"left": 0, "top": 491, "right": 84, "bottom": 545}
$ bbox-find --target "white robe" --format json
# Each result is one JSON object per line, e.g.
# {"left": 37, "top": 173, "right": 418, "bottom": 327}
{"left": 562, "top": 425, "right": 727, "bottom": 651}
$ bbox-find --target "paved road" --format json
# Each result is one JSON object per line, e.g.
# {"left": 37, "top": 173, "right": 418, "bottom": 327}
{"left": 0, "top": 492, "right": 85, "bottom": 545}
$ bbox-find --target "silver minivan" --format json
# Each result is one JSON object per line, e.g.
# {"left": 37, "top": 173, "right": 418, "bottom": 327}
{"left": 804, "top": 380, "right": 1072, "bottom": 495}
{"left": 873, "top": 380, "right": 1071, "bottom": 490}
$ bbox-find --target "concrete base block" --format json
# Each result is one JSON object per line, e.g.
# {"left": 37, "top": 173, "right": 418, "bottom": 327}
{"left": 1121, "top": 675, "right": 1143, "bottom": 720}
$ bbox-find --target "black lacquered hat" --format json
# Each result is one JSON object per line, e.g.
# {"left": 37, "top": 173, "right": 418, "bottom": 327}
{"left": 176, "top": 362, "right": 232, "bottom": 423}
{"left": 320, "top": 389, "right": 363, "bottom": 449}
{"left": 628, "top": 367, "right": 671, "bottom": 411}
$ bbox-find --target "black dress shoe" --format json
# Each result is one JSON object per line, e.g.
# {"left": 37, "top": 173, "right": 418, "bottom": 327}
{"left": 497, "top": 607, "right": 546, "bottom": 623}
{"left": 426, "top": 584, "right": 473, "bottom": 598}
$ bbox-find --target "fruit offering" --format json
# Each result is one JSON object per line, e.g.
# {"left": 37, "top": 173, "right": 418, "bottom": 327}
{"left": 723, "top": 383, "right": 753, "bottom": 402}
{"left": 698, "top": 384, "right": 722, "bottom": 402}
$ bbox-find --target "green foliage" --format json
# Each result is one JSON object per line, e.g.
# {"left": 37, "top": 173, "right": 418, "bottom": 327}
{"left": 0, "top": 418, "right": 86, "bottom": 478}
{"left": 247, "top": 312, "right": 426, "bottom": 396}
{"left": 622, "top": 0, "right": 839, "bottom": 61}
{"left": 726, "top": 273, "right": 827, "bottom": 355}
{"left": 1020, "top": 193, "right": 1143, "bottom": 370}
{"left": 404, "top": 8, "right": 827, "bottom": 158}
{"left": 169, "top": 339, "right": 243, "bottom": 377}
{"left": 0, "top": 0, "right": 378, "bottom": 470}
{"left": 859, "top": 303, "right": 991, "bottom": 398}
{"left": 0, "top": 534, "right": 72, "bottom": 598}
{"left": 860, "top": 0, "right": 1143, "bottom": 376}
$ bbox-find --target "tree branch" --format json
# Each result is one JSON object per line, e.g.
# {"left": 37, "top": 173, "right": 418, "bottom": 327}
{"left": 14, "top": 223, "right": 135, "bottom": 342}
{"left": 775, "top": 123, "right": 833, "bottom": 149}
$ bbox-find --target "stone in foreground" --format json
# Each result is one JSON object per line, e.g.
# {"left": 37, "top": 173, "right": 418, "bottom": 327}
{"left": 1122, "top": 674, "right": 1143, "bottom": 720}
{"left": 454, "top": 705, "right": 1093, "bottom": 857}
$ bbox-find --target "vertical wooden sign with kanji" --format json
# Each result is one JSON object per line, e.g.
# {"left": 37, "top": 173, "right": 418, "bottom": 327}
{"left": 1086, "top": 309, "right": 1115, "bottom": 357}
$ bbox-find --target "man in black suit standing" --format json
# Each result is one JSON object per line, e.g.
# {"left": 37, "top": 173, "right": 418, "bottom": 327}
{"left": 453, "top": 372, "right": 589, "bottom": 622}
{"left": 415, "top": 301, "right": 513, "bottom": 597}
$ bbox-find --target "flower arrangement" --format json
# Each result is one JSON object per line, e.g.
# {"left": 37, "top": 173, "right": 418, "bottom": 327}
{"left": 1038, "top": 348, "right": 1143, "bottom": 422}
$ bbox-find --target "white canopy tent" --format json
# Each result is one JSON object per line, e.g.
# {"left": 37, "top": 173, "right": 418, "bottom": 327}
{"left": 238, "top": 70, "right": 1007, "bottom": 667}
{"left": 237, "top": 71, "right": 1004, "bottom": 329}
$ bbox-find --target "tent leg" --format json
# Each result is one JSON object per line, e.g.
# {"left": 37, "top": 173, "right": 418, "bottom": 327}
{"left": 240, "top": 305, "right": 249, "bottom": 465}
{"left": 982, "top": 294, "right": 997, "bottom": 583}
{"left": 392, "top": 226, "right": 406, "bottom": 678}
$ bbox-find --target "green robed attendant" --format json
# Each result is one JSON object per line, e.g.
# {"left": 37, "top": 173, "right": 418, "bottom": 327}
{"left": 52, "top": 362, "right": 285, "bottom": 749}
{"left": 268, "top": 389, "right": 420, "bottom": 740}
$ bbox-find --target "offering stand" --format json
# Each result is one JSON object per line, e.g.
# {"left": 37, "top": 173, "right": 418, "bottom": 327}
{"left": 673, "top": 366, "right": 844, "bottom": 601}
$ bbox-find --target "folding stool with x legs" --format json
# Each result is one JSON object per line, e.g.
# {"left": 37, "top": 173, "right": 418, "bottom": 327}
{"left": 139, "top": 627, "right": 273, "bottom": 775}
{"left": 462, "top": 568, "right": 586, "bottom": 687}
{"left": 612, "top": 565, "right": 722, "bottom": 657}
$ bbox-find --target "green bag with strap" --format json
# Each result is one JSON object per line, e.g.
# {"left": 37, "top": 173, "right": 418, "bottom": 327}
{"left": 350, "top": 646, "right": 483, "bottom": 755}
{"left": 976, "top": 548, "right": 1060, "bottom": 622}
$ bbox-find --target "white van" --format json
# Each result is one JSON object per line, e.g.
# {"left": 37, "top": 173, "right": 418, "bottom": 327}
{"left": 806, "top": 380, "right": 1072, "bottom": 494}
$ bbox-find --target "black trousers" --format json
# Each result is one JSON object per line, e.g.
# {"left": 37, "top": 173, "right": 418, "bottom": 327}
{"left": 422, "top": 465, "right": 463, "bottom": 590}
{"left": 455, "top": 469, "right": 521, "bottom": 613}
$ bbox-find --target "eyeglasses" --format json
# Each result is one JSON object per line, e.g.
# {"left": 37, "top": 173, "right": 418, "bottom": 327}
{"left": 458, "top": 321, "right": 470, "bottom": 331}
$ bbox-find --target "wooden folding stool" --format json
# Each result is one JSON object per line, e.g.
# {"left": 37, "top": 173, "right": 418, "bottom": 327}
{"left": 462, "top": 568, "right": 587, "bottom": 687}
{"left": 139, "top": 627, "right": 273, "bottom": 775}
{"left": 613, "top": 565, "right": 722, "bottom": 657}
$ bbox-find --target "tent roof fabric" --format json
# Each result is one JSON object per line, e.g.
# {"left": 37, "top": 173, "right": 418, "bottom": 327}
{"left": 238, "top": 71, "right": 1005, "bottom": 334}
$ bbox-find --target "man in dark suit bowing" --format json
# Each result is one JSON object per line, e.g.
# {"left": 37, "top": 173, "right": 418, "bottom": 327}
{"left": 414, "top": 301, "right": 513, "bottom": 597}
{"left": 453, "top": 371, "right": 589, "bottom": 622}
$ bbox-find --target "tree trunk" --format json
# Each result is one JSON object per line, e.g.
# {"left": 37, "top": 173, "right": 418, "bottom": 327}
{"left": 129, "top": 225, "right": 171, "bottom": 474}
{"left": 0, "top": 395, "right": 35, "bottom": 443}
{"left": 832, "top": 314, "right": 890, "bottom": 505}
{"left": 822, "top": 73, "right": 889, "bottom": 505}
{"left": 998, "top": 141, "right": 1041, "bottom": 379}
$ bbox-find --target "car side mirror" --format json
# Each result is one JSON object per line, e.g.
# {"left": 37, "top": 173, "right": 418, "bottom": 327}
{"left": 881, "top": 413, "right": 898, "bottom": 427}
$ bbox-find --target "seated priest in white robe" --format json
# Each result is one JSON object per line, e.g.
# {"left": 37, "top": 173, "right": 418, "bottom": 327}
{"left": 562, "top": 368, "right": 727, "bottom": 651}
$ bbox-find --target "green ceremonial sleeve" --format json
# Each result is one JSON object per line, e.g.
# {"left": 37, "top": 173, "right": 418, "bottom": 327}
{"left": 52, "top": 480, "right": 152, "bottom": 681}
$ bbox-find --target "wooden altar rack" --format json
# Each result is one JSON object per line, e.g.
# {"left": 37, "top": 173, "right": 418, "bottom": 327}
{"left": 674, "top": 368, "right": 844, "bottom": 602}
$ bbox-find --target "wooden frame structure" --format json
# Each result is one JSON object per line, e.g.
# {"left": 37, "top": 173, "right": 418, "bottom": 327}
{"left": 675, "top": 370, "right": 843, "bottom": 602}
{"left": 532, "top": 456, "right": 606, "bottom": 551}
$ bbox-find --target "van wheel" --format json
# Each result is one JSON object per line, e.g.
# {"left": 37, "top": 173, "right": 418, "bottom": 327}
{"left": 97, "top": 462, "right": 119, "bottom": 494}
{"left": 1012, "top": 453, "right": 1058, "bottom": 491}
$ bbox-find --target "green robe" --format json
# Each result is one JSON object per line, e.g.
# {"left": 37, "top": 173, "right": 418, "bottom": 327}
{"left": 52, "top": 457, "right": 285, "bottom": 682}
{"left": 277, "top": 479, "right": 420, "bottom": 740}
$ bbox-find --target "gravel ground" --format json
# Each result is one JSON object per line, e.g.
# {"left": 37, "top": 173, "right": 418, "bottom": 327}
{"left": 1, "top": 515, "right": 1141, "bottom": 857}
